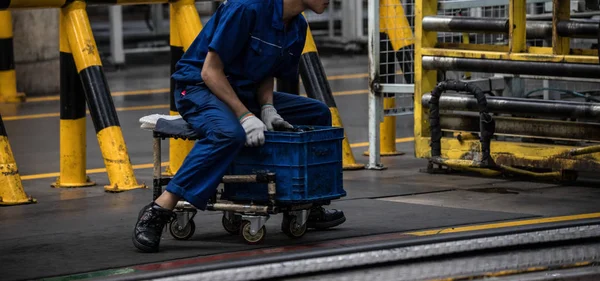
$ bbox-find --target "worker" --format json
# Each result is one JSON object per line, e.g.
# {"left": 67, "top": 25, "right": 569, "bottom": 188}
{"left": 133, "top": 0, "right": 345, "bottom": 253}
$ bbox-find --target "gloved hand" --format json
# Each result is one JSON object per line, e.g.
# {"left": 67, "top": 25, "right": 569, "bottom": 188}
{"left": 240, "top": 113, "right": 266, "bottom": 147}
{"left": 261, "top": 104, "right": 293, "bottom": 131}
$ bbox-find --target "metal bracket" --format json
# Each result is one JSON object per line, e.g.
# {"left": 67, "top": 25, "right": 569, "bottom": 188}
{"left": 290, "top": 209, "right": 310, "bottom": 227}
{"left": 176, "top": 209, "right": 196, "bottom": 229}
{"left": 242, "top": 215, "right": 269, "bottom": 236}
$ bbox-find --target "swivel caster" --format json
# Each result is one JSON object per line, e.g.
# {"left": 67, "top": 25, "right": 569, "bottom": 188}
{"left": 281, "top": 210, "right": 309, "bottom": 239}
{"left": 222, "top": 211, "right": 242, "bottom": 235}
{"left": 239, "top": 215, "right": 269, "bottom": 245}
{"left": 169, "top": 219, "right": 195, "bottom": 240}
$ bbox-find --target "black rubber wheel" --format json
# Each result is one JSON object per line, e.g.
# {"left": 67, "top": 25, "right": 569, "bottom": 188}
{"left": 222, "top": 213, "right": 242, "bottom": 235}
{"left": 281, "top": 213, "right": 307, "bottom": 239}
{"left": 169, "top": 219, "right": 195, "bottom": 240}
{"left": 240, "top": 221, "right": 266, "bottom": 245}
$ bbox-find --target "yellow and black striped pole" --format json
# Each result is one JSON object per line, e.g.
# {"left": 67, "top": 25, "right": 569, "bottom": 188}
{"left": 52, "top": 10, "right": 95, "bottom": 188}
{"left": 62, "top": 1, "right": 143, "bottom": 192}
{"left": 0, "top": 11, "right": 25, "bottom": 103}
{"left": 373, "top": 0, "right": 414, "bottom": 156}
{"left": 0, "top": 112, "right": 35, "bottom": 205}
{"left": 166, "top": 0, "right": 203, "bottom": 175}
{"left": 300, "top": 25, "right": 365, "bottom": 170}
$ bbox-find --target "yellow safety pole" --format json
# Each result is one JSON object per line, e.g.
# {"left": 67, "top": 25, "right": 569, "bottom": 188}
{"left": 62, "top": 1, "right": 144, "bottom": 192}
{"left": 300, "top": 23, "right": 365, "bottom": 170}
{"left": 53, "top": 10, "right": 95, "bottom": 188}
{"left": 0, "top": 112, "right": 35, "bottom": 205}
{"left": 166, "top": 0, "right": 203, "bottom": 175}
{"left": 0, "top": 11, "right": 25, "bottom": 103}
{"left": 414, "top": 0, "right": 439, "bottom": 158}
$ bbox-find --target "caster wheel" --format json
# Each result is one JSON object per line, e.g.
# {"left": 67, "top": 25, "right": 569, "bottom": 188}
{"left": 240, "top": 221, "right": 266, "bottom": 245}
{"left": 281, "top": 214, "right": 307, "bottom": 239}
{"left": 169, "top": 219, "right": 195, "bottom": 240}
{"left": 222, "top": 213, "right": 242, "bottom": 235}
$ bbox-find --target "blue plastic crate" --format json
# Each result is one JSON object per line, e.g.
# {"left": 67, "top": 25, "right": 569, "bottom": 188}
{"left": 222, "top": 126, "right": 346, "bottom": 205}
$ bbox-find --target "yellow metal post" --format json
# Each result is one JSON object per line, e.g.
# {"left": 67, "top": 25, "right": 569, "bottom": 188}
{"left": 53, "top": 10, "right": 95, "bottom": 188}
{"left": 414, "top": 0, "right": 439, "bottom": 158}
{"left": 509, "top": 0, "right": 527, "bottom": 53}
{"left": 0, "top": 113, "right": 35, "bottom": 205}
{"left": 62, "top": 1, "right": 144, "bottom": 192}
{"left": 0, "top": 11, "right": 25, "bottom": 103}
{"left": 553, "top": 0, "right": 571, "bottom": 55}
{"left": 166, "top": 0, "right": 203, "bottom": 175}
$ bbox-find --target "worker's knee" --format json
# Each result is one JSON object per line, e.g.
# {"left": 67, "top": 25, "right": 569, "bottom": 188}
{"left": 314, "top": 101, "right": 332, "bottom": 126}
{"left": 211, "top": 124, "right": 246, "bottom": 148}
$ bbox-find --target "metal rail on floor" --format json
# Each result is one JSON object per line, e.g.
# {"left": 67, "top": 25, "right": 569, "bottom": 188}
{"left": 102, "top": 218, "right": 600, "bottom": 281}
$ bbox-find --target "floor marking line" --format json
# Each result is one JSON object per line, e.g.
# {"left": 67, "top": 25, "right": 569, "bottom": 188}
{"left": 4, "top": 90, "right": 371, "bottom": 121}
{"left": 407, "top": 212, "right": 600, "bottom": 236}
{"left": 23, "top": 73, "right": 371, "bottom": 103}
{"left": 20, "top": 138, "right": 414, "bottom": 181}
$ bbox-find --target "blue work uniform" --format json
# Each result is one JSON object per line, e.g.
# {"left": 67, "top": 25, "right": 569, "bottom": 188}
{"left": 167, "top": 0, "right": 332, "bottom": 210}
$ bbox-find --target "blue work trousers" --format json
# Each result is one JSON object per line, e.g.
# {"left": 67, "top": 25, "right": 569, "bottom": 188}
{"left": 165, "top": 83, "right": 332, "bottom": 210}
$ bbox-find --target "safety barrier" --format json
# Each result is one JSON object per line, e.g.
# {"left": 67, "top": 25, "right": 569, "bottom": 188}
{"left": 0, "top": 11, "right": 25, "bottom": 103}
{"left": 410, "top": 0, "right": 600, "bottom": 180}
{"left": 53, "top": 10, "right": 95, "bottom": 188}
{"left": 367, "top": 0, "right": 415, "bottom": 169}
{"left": 0, "top": 112, "right": 35, "bottom": 205}
{"left": 0, "top": 0, "right": 357, "bottom": 204}
{"left": 166, "top": 0, "right": 203, "bottom": 176}
{"left": 300, "top": 24, "right": 365, "bottom": 170}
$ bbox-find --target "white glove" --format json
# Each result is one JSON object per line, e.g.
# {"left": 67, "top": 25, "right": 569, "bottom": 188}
{"left": 261, "top": 104, "right": 293, "bottom": 131}
{"left": 240, "top": 113, "right": 266, "bottom": 147}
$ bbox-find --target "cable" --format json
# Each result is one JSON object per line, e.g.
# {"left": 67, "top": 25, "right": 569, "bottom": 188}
{"left": 525, "top": 87, "right": 600, "bottom": 103}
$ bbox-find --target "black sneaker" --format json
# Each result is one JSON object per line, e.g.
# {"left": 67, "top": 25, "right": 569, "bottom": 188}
{"left": 132, "top": 202, "right": 176, "bottom": 253}
{"left": 306, "top": 206, "right": 346, "bottom": 230}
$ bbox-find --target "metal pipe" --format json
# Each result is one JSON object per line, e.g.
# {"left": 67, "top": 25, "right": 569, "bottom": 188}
{"left": 557, "top": 20, "right": 600, "bottom": 38}
{"left": 422, "top": 56, "right": 600, "bottom": 80}
{"left": 526, "top": 21, "right": 553, "bottom": 39}
{"left": 432, "top": 156, "right": 562, "bottom": 180}
{"left": 206, "top": 203, "right": 270, "bottom": 214}
{"left": 221, "top": 175, "right": 261, "bottom": 184}
{"left": 569, "top": 145, "right": 600, "bottom": 156}
{"left": 422, "top": 16, "right": 508, "bottom": 33}
{"left": 497, "top": 165, "right": 562, "bottom": 179}
{"left": 268, "top": 182, "right": 276, "bottom": 205}
{"left": 422, "top": 16, "right": 600, "bottom": 39}
{"left": 422, "top": 94, "right": 600, "bottom": 119}
{"left": 439, "top": 113, "right": 600, "bottom": 141}
{"left": 527, "top": 10, "right": 600, "bottom": 20}
{"left": 221, "top": 173, "right": 276, "bottom": 184}
{"left": 152, "top": 137, "right": 162, "bottom": 200}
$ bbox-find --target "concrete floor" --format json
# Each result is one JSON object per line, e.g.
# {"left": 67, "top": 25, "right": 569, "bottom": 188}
{"left": 1, "top": 54, "right": 599, "bottom": 281}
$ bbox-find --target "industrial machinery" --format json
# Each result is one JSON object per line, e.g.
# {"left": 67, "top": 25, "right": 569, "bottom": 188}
{"left": 405, "top": 0, "right": 600, "bottom": 180}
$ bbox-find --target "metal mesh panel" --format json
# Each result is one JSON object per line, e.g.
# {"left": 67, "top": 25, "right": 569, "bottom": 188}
{"left": 375, "top": 0, "right": 600, "bottom": 104}
{"left": 379, "top": 0, "right": 415, "bottom": 115}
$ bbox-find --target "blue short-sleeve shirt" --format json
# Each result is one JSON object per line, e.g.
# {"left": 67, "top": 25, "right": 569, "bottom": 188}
{"left": 171, "top": 0, "right": 308, "bottom": 89}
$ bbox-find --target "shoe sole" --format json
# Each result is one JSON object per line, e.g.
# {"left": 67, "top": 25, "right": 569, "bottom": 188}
{"left": 307, "top": 216, "right": 346, "bottom": 230}
{"left": 132, "top": 232, "right": 159, "bottom": 253}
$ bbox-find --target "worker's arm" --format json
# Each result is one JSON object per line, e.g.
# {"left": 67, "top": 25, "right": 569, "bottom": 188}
{"left": 257, "top": 77, "right": 293, "bottom": 131}
{"left": 201, "top": 51, "right": 249, "bottom": 119}
{"left": 256, "top": 76, "right": 274, "bottom": 106}
{"left": 202, "top": 51, "right": 265, "bottom": 146}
